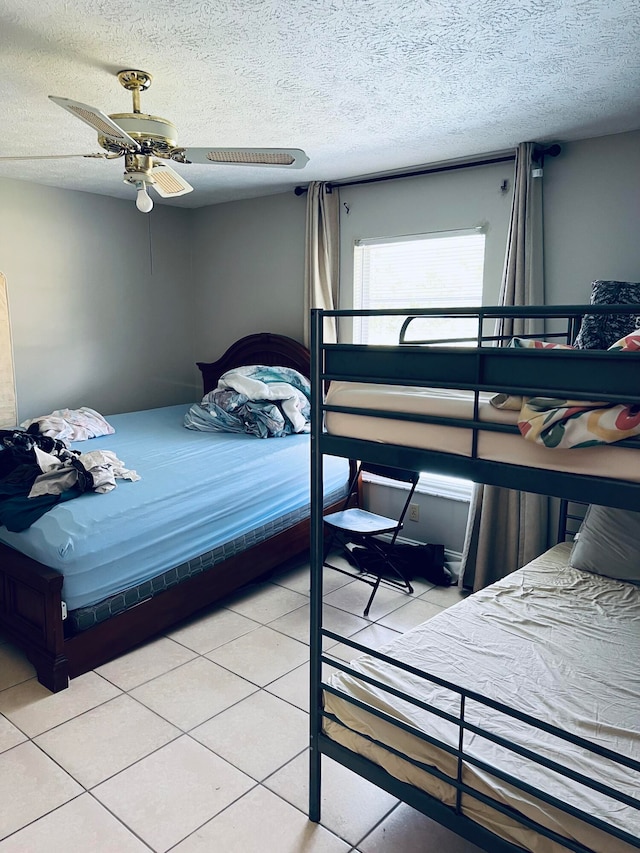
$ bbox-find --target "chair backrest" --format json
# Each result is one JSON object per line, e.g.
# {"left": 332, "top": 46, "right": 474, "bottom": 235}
{"left": 339, "top": 461, "right": 421, "bottom": 522}
{"left": 349, "top": 462, "right": 420, "bottom": 540}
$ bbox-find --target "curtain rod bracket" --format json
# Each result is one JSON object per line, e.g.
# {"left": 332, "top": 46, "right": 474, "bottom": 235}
{"left": 295, "top": 183, "right": 334, "bottom": 196}
{"left": 532, "top": 143, "right": 562, "bottom": 163}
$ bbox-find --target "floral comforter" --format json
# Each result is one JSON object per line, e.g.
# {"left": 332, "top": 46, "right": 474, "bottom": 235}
{"left": 184, "top": 365, "right": 311, "bottom": 439}
{"left": 514, "top": 330, "right": 640, "bottom": 449}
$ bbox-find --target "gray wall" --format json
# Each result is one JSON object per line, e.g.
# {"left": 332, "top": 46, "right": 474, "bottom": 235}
{"left": 190, "top": 191, "right": 308, "bottom": 360}
{"left": 543, "top": 131, "right": 640, "bottom": 303}
{"left": 326, "top": 131, "right": 639, "bottom": 552}
{"left": 0, "top": 178, "right": 195, "bottom": 421}
{"left": 333, "top": 160, "right": 516, "bottom": 552}
{"left": 338, "top": 159, "right": 514, "bottom": 313}
{"left": 2, "top": 129, "right": 638, "bottom": 442}
{"left": 184, "top": 131, "right": 640, "bottom": 353}
{"left": 364, "top": 481, "right": 471, "bottom": 554}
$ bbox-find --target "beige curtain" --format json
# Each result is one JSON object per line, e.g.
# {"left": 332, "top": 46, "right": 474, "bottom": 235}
{"left": 460, "top": 143, "right": 550, "bottom": 591}
{"left": 303, "top": 182, "right": 340, "bottom": 347}
{"left": 0, "top": 272, "right": 17, "bottom": 429}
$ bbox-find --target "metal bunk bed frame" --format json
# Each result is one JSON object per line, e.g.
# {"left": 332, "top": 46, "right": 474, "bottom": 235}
{"left": 309, "top": 305, "right": 640, "bottom": 852}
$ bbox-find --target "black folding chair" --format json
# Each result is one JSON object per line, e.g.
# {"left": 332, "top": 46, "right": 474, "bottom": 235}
{"left": 323, "top": 462, "right": 420, "bottom": 617}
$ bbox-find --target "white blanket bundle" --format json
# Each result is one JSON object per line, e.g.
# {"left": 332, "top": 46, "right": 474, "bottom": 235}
{"left": 21, "top": 407, "right": 115, "bottom": 442}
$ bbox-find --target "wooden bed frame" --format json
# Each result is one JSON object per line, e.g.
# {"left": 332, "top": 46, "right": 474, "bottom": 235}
{"left": 0, "top": 332, "right": 336, "bottom": 692}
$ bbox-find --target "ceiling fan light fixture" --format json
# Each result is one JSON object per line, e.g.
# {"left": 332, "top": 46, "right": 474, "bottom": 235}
{"left": 135, "top": 181, "right": 154, "bottom": 213}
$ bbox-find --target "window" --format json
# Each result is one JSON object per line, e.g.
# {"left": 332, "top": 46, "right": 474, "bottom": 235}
{"left": 353, "top": 229, "right": 485, "bottom": 501}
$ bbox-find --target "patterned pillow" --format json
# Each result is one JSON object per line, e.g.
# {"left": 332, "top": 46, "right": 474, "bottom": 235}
{"left": 509, "top": 338, "right": 574, "bottom": 350}
{"left": 490, "top": 338, "right": 573, "bottom": 409}
{"left": 608, "top": 328, "right": 640, "bottom": 351}
{"left": 573, "top": 280, "right": 640, "bottom": 350}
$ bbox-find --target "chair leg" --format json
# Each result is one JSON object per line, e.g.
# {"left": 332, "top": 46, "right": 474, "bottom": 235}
{"left": 363, "top": 574, "right": 382, "bottom": 618}
{"left": 365, "top": 542, "right": 414, "bottom": 594}
{"left": 322, "top": 529, "right": 338, "bottom": 567}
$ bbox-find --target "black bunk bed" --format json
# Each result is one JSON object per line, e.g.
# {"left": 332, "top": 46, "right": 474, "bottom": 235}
{"left": 309, "top": 305, "right": 640, "bottom": 853}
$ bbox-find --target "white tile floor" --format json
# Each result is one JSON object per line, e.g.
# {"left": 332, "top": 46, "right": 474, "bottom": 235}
{"left": 0, "top": 555, "right": 482, "bottom": 853}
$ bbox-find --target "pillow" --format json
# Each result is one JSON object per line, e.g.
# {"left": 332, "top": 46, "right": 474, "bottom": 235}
{"left": 509, "top": 338, "right": 574, "bottom": 350}
{"left": 570, "top": 504, "right": 640, "bottom": 583}
{"left": 490, "top": 338, "right": 573, "bottom": 410}
{"left": 608, "top": 327, "right": 640, "bottom": 352}
{"left": 573, "top": 280, "right": 640, "bottom": 350}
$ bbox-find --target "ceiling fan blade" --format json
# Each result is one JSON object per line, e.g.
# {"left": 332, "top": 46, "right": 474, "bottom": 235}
{"left": 181, "top": 147, "right": 309, "bottom": 169}
{"left": 49, "top": 96, "right": 140, "bottom": 150}
{"left": 150, "top": 163, "right": 193, "bottom": 197}
{"left": 0, "top": 153, "right": 111, "bottom": 161}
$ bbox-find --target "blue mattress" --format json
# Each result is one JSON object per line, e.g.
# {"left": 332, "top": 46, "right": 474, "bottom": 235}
{"left": 0, "top": 405, "right": 349, "bottom": 611}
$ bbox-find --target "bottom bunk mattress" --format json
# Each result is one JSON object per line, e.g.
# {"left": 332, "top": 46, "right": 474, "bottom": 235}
{"left": 0, "top": 404, "right": 349, "bottom": 615}
{"left": 323, "top": 542, "right": 640, "bottom": 853}
{"left": 324, "top": 382, "right": 640, "bottom": 482}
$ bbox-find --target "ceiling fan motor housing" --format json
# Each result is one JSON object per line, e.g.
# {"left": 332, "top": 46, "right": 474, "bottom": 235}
{"left": 100, "top": 113, "right": 178, "bottom": 156}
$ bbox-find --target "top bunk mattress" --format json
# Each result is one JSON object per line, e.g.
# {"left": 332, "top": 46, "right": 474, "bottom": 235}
{"left": 324, "top": 382, "right": 640, "bottom": 483}
{"left": 323, "top": 542, "right": 640, "bottom": 852}
{"left": 0, "top": 405, "right": 349, "bottom": 611}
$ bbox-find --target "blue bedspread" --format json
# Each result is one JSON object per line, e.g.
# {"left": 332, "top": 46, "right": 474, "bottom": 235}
{"left": 0, "top": 405, "right": 349, "bottom": 611}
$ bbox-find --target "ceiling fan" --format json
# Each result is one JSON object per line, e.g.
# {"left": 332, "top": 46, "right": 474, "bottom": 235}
{"left": 2, "top": 69, "right": 309, "bottom": 213}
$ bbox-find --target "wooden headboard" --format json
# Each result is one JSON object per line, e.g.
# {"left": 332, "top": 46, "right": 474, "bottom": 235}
{"left": 196, "top": 332, "right": 311, "bottom": 394}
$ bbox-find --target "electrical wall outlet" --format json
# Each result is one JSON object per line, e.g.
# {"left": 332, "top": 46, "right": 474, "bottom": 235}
{"left": 409, "top": 503, "right": 419, "bottom": 522}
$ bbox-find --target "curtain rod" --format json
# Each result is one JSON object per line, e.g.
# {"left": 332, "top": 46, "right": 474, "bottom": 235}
{"left": 294, "top": 153, "right": 514, "bottom": 195}
{"left": 294, "top": 144, "right": 561, "bottom": 195}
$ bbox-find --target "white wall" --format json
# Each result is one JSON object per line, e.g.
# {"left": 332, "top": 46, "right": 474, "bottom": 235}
{"left": 0, "top": 177, "right": 195, "bottom": 421}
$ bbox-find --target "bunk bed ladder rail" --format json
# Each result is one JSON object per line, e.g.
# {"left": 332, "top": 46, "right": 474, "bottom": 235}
{"left": 309, "top": 307, "right": 327, "bottom": 823}
{"left": 455, "top": 694, "right": 465, "bottom": 816}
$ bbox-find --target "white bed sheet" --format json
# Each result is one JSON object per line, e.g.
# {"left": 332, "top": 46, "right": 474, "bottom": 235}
{"left": 324, "top": 382, "right": 640, "bottom": 482}
{"left": 323, "top": 542, "right": 640, "bottom": 853}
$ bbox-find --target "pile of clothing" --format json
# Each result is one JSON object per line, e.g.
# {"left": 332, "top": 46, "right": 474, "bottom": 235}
{"left": 0, "top": 421, "right": 139, "bottom": 532}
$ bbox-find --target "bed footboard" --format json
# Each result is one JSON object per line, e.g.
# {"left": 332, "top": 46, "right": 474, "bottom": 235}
{"left": 0, "top": 501, "right": 343, "bottom": 692}
{"left": 0, "top": 544, "right": 68, "bottom": 692}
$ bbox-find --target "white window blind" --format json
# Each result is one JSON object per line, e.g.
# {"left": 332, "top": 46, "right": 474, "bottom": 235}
{"left": 353, "top": 229, "right": 485, "bottom": 501}
{"left": 353, "top": 229, "right": 485, "bottom": 345}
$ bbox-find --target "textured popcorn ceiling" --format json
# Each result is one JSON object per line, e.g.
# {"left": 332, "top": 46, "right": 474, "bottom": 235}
{"left": 0, "top": 0, "right": 639, "bottom": 208}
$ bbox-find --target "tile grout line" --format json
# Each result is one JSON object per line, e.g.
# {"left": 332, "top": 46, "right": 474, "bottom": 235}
{"left": 0, "top": 561, "right": 465, "bottom": 851}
